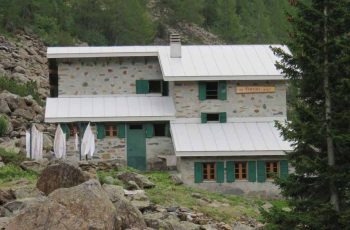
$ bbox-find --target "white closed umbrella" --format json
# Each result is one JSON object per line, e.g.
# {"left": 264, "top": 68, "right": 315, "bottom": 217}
{"left": 81, "top": 123, "right": 92, "bottom": 157}
{"left": 89, "top": 127, "right": 95, "bottom": 158}
{"left": 26, "top": 131, "right": 30, "bottom": 158}
{"left": 54, "top": 124, "right": 66, "bottom": 159}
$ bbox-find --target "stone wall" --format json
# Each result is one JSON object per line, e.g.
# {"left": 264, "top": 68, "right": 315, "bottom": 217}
{"left": 177, "top": 156, "right": 287, "bottom": 198}
{"left": 58, "top": 57, "right": 162, "bottom": 96}
{"left": 146, "top": 137, "right": 175, "bottom": 170}
{"left": 171, "top": 80, "right": 286, "bottom": 118}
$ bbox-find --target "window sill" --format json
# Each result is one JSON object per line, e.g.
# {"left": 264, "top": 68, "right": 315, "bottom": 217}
{"left": 202, "top": 180, "right": 217, "bottom": 183}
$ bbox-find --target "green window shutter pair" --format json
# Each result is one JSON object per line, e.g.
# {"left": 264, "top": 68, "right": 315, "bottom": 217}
{"left": 198, "top": 81, "right": 227, "bottom": 101}
{"left": 96, "top": 124, "right": 105, "bottom": 140}
{"left": 279, "top": 160, "right": 288, "bottom": 179}
{"left": 198, "top": 82, "right": 206, "bottom": 101}
{"left": 145, "top": 123, "right": 154, "bottom": 138}
{"left": 117, "top": 123, "right": 126, "bottom": 138}
{"left": 219, "top": 112, "right": 227, "bottom": 123}
{"left": 136, "top": 80, "right": 149, "bottom": 94}
{"left": 257, "top": 161, "right": 266, "bottom": 183}
{"left": 194, "top": 162, "right": 203, "bottom": 183}
{"left": 226, "top": 161, "right": 235, "bottom": 182}
{"left": 218, "top": 81, "right": 227, "bottom": 100}
{"left": 61, "top": 124, "right": 70, "bottom": 140}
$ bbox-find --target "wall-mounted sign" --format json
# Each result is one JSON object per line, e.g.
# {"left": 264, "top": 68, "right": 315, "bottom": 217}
{"left": 236, "top": 86, "right": 275, "bottom": 94}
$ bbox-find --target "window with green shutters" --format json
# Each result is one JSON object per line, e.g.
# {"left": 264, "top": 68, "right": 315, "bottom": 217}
{"left": 216, "top": 162, "right": 225, "bottom": 183}
{"left": 257, "top": 160, "right": 266, "bottom": 183}
{"left": 248, "top": 161, "right": 257, "bottom": 182}
{"left": 226, "top": 161, "right": 235, "bottom": 182}
{"left": 136, "top": 80, "right": 149, "bottom": 94}
{"left": 201, "top": 112, "right": 227, "bottom": 123}
{"left": 194, "top": 162, "right": 203, "bottom": 183}
{"left": 198, "top": 81, "right": 227, "bottom": 101}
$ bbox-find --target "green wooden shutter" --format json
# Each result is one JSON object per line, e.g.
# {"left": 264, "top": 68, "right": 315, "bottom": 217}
{"left": 219, "top": 112, "right": 227, "bottom": 123}
{"left": 201, "top": 113, "right": 207, "bottom": 123}
{"left": 279, "top": 160, "right": 289, "bottom": 179}
{"left": 61, "top": 124, "right": 70, "bottom": 140}
{"left": 96, "top": 124, "right": 105, "bottom": 140}
{"left": 136, "top": 80, "right": 149, "bottom": 94}
{"left": 216, "top": 162, "right": 225, "bottom": 183}
{"left": 198, "top": 82, "right": 206, "bottom": 101}
{"left": 226, "top": 161, "right": 235, "bottom": 182}
{"left": 117, "top": 123, "right": 126, "bottom": 138}
{"left": 218, "top": 81, "right": 227, "bottom": 100}
{"left": 194, "top": 162, "right": 203, "bottom": 183}
{"left": 248, "top": 161, "right": 256, "bottom": 182}
{"left": 257, "top": 160, "right": 266, "bottom": 183}
{"left": 162, "top": 81, "right": 169, "bottom": 96}
{"left": 145, "top": 123, "right": 154, "bottom": 138}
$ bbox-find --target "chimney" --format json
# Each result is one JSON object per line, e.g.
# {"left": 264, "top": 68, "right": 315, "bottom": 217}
{"left": 170, "top": 33, "right": 181, "bottom": 58}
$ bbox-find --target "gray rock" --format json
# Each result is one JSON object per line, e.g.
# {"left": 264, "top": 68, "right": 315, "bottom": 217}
{"left": 117, "top": 171, "right": 155, "bottom": 189}
{"left": 0, "top": 190, "right": 15, "bottom": 205}
{"left": 0, "top": 99, "right": 11, "bottom": 114}
{"left": 126, "top": 180, "right": 140, "bottom": 190}
{"left": 12, "top": 108, "right": 34, "bottom": 120}
{"left": 13, "top": 66, "right": 26, "bottom": 74}
{"left": 127, "top": 190, "right": 151, "bottom": 211}
{"left": 169, "top": 174, "right": 183, "bottom": 185}
{"left": 232, "top": 222, "right": 254, "bottom": 230}
{"left": 102, "top": 184, "right": 124, "bottom": 202}
{"left": 0, "top": 217, "right": 11, "bottom": 229}
{"left": 20, "top": 159, "right": 49, "bottom": 174}
{"left": 42, "top": 133, "right": 53, "bottom": 151}
{"left": 13, "top": 187, "right": 44, "bottom": 199}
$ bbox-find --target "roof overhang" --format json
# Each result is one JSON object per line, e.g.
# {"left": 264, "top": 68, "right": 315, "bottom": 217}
{"left": 162, "top": 75, "right": 285, "bottom": 81}
{"left": 175, "top": 150, "right": 288, "bottom": 157}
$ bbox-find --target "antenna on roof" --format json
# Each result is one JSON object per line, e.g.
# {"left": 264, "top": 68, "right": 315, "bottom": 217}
{"left": 170, "top": 33, "right": 181, "bottom": 58}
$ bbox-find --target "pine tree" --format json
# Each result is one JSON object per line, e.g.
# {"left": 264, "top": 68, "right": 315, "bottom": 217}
{"left": 263, "top": 0, "right": 350, "bottom": 228}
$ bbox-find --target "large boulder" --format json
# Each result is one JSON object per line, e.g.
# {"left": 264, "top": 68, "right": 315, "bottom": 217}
{"left": 102, "top": 184, "right": 147, "bottom": 230}
{"left": 0, "top": 189, "right": 15, "bottom": 205}
{"left": 12, "top": 108, "right": 34, "bottom": 120}
{"left": 36, "top": 162, "right": 88, "bottom": 195}
{"left": 20, "top": 158, "right": 49, "bottom": 174}
{"left": 7, "top": 180, "right": 118, "bottom": 230}
{"left": 117, "top": 172, "right": 155, "bottom": 189}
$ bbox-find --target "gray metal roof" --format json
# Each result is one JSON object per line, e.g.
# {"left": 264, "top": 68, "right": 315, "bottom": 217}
{"left": 47, "top": 45, "right": 289, "bottom": 81}
{"left": 45, "top": 96, "right": 176, "bottom": 123}
{"left": 170, "top": 122, "right": 293, "bottom": 157}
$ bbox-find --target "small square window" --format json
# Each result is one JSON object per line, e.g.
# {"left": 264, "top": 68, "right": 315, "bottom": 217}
{"left": 266, "top": 161, "right": 279, "bottom": 179}
{"left": 105, "top": 124, "right": 117, "bottom": 137}
{"left": 206, "top": 82, "right": 218, "bottom": 99}
{"left": 129, "top": 124, "right": 143, "bottom": 130}
{"left": 203, "top": 162, "right": 216, "bottom": 180}
{"left": 149, "top": 80, "right": 162, "bottom": 93}
{"left": 235, "top": 162, "right": 248, "bottom": 180}
{"left": 154, "top": 124, "right": 166, "bottom": 136}
{"left": 207, "top": 113, "right": 220, "bottom": 122}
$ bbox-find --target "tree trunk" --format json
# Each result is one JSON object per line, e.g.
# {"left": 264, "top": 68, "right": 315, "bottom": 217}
{"left": 323, "top": 3, "right": 340, "bottom": 212}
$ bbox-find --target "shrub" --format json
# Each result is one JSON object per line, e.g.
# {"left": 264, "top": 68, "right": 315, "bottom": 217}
{"left": 0, "top": 76, "right": 42, "bottom": 105}
{"left": 0, "top": 148, "right": 26, "bottom": 165}
{"left": 0, "top": 164, "right": 37, "bottom": 183}
{"left": 0, "top": 116, "right": 8, "bottom": 136}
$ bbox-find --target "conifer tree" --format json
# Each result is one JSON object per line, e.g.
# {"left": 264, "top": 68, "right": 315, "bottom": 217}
{"left": 263, "top": 0, "right": 350, "bottom": 228}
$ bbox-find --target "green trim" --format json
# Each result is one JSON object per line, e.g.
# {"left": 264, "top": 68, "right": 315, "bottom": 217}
{"left": 198, "top": 82, "right": 206, "bottom": 101}
{"left": 226, "top": 161, "right": 235, "bottom": 182}
{"left": 201, "top": 113, "right": 207, "bottom": 123}
{"left": 117, "top": 123, "right": 126, "bottom": 138}
{"left": 162, "top": 81, "right": 169, "bottom": 96}
{"left": 194, "top": 162, "right": 203, "bottom": 183}
{"left": 218, "top": 81, "right": 227, "bottom": 100}
{"left": 219, "top": 112, "right": 227, "bottom": 123}
{"left": 61, "top": 124, "right": 70, "bottom": 140}
{"left": 96, "top": 124, "right": 105, "bottom": 139}
{"left": 257, "top": 160, "right": 266, "bottom": 183}
{"left": 145, "top": 123, "right": 154, "bottom": 138}
{"left": 248, "top": 161, "right": 256, "bottom": 182}
{"left": 279, "top": 160, "right": 288, "bottom": 178}
{"left": 136, "top": 80, "right": 149, "bottom": 94}
{"left": 216, "top": 162, "right": 225, "bottom": 183}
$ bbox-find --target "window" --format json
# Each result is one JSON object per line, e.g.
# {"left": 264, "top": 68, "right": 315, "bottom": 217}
{"left": 203, "top": 162, "right": 216, "bottom": 180}
{"left": 266, "top": 161, "right": 279, "bottom": 179}
{"left": 235, "top": 162, "right": 248, "bottom": 180}
{"left": 105, "top": 124, "right": 117, "bottom": 137}
{"left": 207, "top": 113, "right": 220, "bottom": 122}
{"left": 206, "top": 82, "right": 218, "bottom": 99}
{"left": 149, "top": 80, "right": 162, "bottom": 93}
{"left": 129, "top": 124, "right": 143, "bottom": 129}
{"left": 69, "top": 124, "right": 78, "bottom": 137}
{"left": 154, "top": 124, "right": 166, "bottom": 136}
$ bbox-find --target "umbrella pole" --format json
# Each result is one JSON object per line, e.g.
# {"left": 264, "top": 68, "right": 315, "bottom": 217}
{"left": 29, "top": 123, "right": 32, "bottom": 160}
{"left": 79, "top": 122, "right": 82, "bottom": 161}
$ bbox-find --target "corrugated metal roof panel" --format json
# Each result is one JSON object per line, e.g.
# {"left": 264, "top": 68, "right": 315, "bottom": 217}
{"left": 47, "top": 45, "right": 290, "bottom": 80}
{"left": 170, "top": 122, "right": 293, "bottom": 156}
{"left": 45, "top": 96, "right": 176, "bottom": 122}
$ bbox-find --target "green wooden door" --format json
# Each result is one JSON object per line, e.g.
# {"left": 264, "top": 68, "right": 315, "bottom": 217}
{"left": 127, "top": 124, "right": 146, "bottom": 171}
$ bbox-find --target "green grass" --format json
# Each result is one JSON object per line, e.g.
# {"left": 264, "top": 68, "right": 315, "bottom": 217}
{"left": 0, "top": 164, "right": 38, "bottom": 183}
{"left": 0, "top": 148, "right": 26, "bottom": 165}
{"left": 144, "top": 171, "right": 269, "bottom": 223}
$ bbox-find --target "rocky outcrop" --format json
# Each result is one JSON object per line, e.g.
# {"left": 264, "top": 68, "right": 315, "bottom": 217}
{"left": 36, "top": 162, "right": 88, "bottom": 195}
{"left": 20, "top": 158, "right": 49, "bottom": 174}
{"left": 0, "top": 190, "right": 15, "bottom": 205}
{"left": 117, "top": 171, "right": 155, "bottom": 189}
